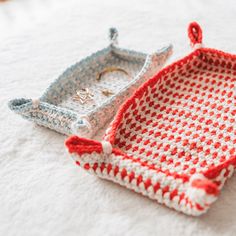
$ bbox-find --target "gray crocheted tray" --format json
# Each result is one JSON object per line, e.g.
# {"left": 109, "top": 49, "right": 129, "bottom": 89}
{"left": 8, "top": 28, "right": 172, "bottom": 137}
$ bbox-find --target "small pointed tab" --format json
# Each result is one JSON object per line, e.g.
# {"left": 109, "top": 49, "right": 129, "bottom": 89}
{"left": 65, "top": 136, "right": 113, "bottom": 156}
{"left": 65, "top": 136, "right": 102, "bottom": 155}
{"left": 109, "top": 27, "right": 118, "bottom": 46}
{"left": 188, "top": 22, "right": 203, "bottom": 48}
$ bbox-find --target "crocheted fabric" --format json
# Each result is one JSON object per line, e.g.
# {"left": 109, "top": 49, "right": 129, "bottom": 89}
{"left": 66, "top": 22, "right": 236, "bottom": 216}
{"left": 8, "top": 28, "right": 172, "bottom": 137}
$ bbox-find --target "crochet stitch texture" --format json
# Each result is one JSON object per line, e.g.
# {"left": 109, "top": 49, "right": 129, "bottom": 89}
{"left": 66, "top": 22, "right": 236, "bottom": 216}
{"left": 8, "top": 28, "right": 172, "bottom": 137}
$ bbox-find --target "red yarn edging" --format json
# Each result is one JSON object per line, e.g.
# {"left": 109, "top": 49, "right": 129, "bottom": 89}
{"left": 188, "top": 22, "right": 203, "bottom": 46}
{"left": 65, "top": 136, "right": 103, "bottom": 155}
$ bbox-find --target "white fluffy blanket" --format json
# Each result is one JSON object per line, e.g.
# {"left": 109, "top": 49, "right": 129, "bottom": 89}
{"left": 1, "top": 0, "right": 236, "bottom": 235}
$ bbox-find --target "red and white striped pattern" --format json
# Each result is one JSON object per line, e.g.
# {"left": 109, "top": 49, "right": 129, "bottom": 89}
{"left": 66, "top": 22, "right": 236, "bottom": 216}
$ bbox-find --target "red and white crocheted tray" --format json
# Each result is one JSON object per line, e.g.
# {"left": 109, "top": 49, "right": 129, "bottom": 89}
{"left": 66, "top": 22, "right": 236, "bottom": 216}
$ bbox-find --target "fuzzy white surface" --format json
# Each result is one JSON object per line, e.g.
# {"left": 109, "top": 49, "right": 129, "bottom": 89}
{"left": 0, "top": 0, "right": 236, "bottom": 235}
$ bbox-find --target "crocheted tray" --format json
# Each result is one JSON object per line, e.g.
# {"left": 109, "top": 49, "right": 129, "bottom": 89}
{"left": 8, "top": 28, "right": 172, "bottom": 137}
{"left": 66, "top": 22, "right": 236, "bottom": 216}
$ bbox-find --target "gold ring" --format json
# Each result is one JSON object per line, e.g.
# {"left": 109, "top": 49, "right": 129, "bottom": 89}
{"left": 96, "top": 67, "right": 130, "bottom": 81}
